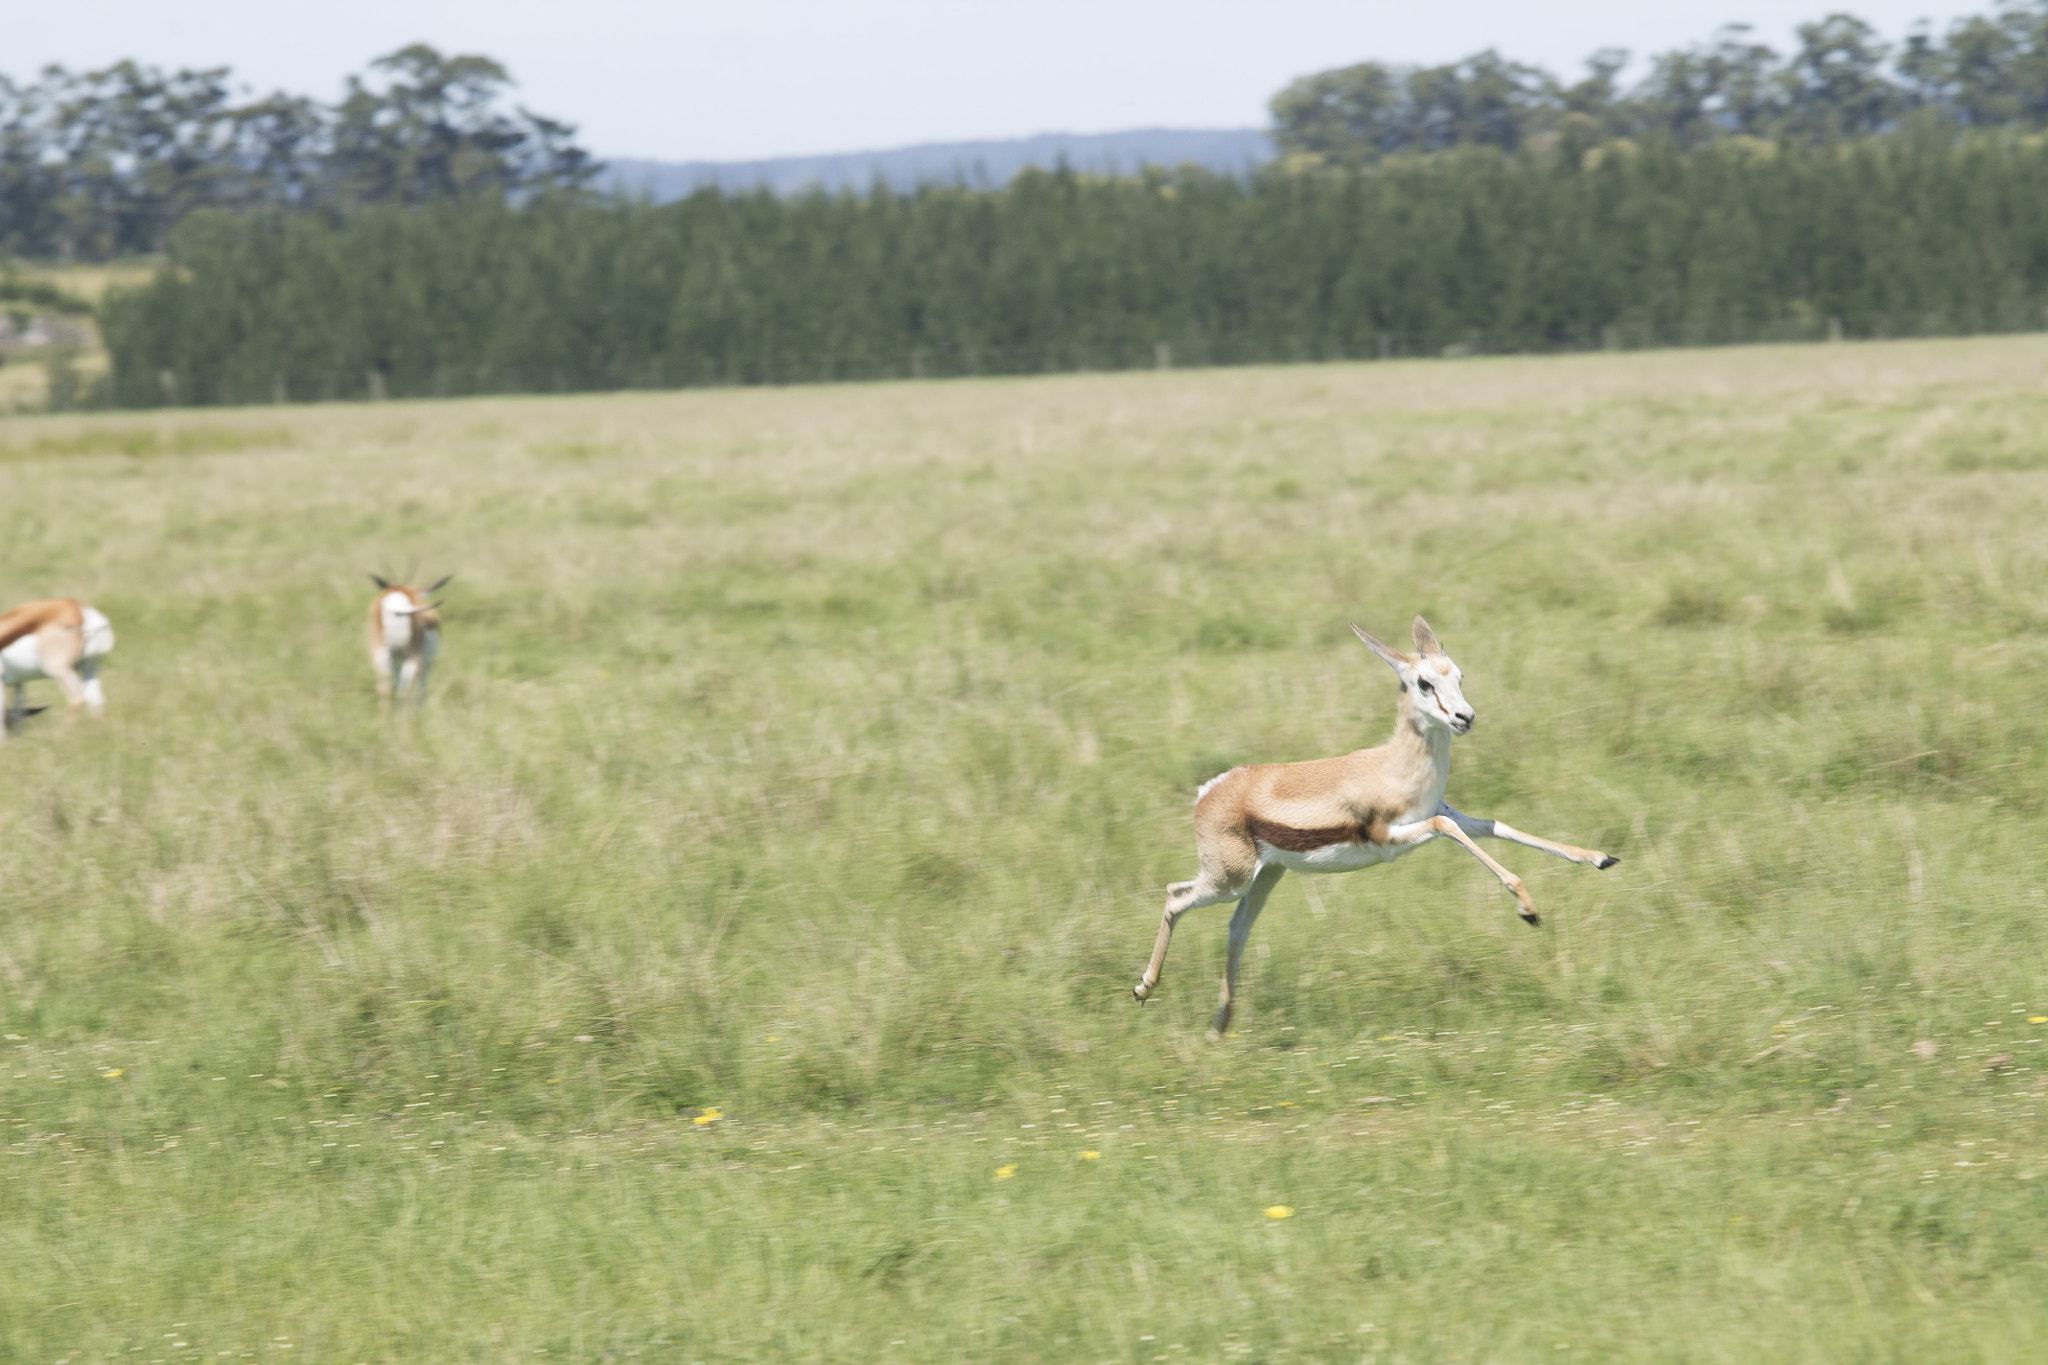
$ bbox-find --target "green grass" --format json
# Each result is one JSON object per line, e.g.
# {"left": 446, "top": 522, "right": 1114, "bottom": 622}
{"left": 4, "top": 339, "right": 2048, "bottom": 1362}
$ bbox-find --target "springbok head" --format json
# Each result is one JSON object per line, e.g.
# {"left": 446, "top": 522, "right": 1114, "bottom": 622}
{"left": 369, "top": 572, "right": 451, "bottom": 619}
{"left": 1351, "top": 615, "right": 1474, "bottom": 734}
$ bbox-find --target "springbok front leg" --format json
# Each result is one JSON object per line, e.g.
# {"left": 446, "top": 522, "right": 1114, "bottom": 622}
{"left": 396, "top": 654, "right": 423, "bottom": 707}
{"left": 0, "top": 682, "right": 42, "bottom": 738}
{"left": 409, "top": 650, "right": 434, "bottom": 707}
{"left": 372, "top": 647, "right": 393, "bottom": 713}
{"left": 1439, "top": 802, "right": 1619, "bottom": 869}
{"left": 1383, "top": 816, "right": 1542, "bottom": 924}
{"left": 1210, "top": 862, "right": 1286, "bottom": 1042}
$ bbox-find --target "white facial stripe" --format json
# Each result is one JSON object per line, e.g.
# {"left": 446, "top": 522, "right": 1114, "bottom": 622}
{"left": 381, "top": 593, "right": 416, "bottom": 649}
{"left": 1411, "top": 657, "right": 1473, "bottom": 727}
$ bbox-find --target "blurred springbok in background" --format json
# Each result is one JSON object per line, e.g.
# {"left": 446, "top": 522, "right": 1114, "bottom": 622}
{"left": 0, "top": 598, "right": 114, "bottom": 741}
{"left": 1134, "top": 615, "right": 1619, "bottom": 1039}
{"left": 368, "top": 574, "right": 448, "bottom": 711}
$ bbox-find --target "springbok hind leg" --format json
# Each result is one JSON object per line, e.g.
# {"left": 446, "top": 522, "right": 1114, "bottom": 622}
{"left": 44, "top": 663, "right": 88, "bottom": 736}
{"left": 1134, "top": 875, "right": 1239, "bottom": 1003}
{"left": 78, "top": 659, "right": 105, "bottom": 719}
{"left": 1137, "top": 820, "right": 1264, "bottom": 1004}
{"left": 1209, "top": 862, "right": 1285, "bottom": 1042}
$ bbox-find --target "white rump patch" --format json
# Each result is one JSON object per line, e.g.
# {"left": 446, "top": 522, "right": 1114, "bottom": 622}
{"left": 81, "top": 608, "right": 115, "bottom": 659}
{"left": 0, "top": 632, "right": 43, "bottom": 685}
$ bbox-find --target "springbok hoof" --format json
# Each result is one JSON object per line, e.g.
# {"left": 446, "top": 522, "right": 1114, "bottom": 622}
{"left": 1519, "top": 909, "right": 1541, "bottom": 927}
{"left": 1205, "top": 1027, "right": 1224, "bottom": 1044}
{"left": 1596, "top": 855, "right": 1620, "bottom": 869}
{"left": 1132, "top": 981, "right": 1152, "bottom": 1004}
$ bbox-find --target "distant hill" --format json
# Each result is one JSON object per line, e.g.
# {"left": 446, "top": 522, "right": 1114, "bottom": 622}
{"left": 596, "top": 128, "right": 1276, "bottom": 199}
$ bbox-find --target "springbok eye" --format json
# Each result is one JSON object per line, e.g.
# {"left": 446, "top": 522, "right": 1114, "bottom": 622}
{"left": 1417, "top": 679, "right": 1434, "bottom": 694}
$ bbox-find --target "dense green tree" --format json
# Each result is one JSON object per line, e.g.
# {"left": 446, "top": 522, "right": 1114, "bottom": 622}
{"left": 326, "top": 46, "right": 595, "bottom": 208}
{"left": 1784, "top": 14, "right": 1900, "bottom": 139}
{"left": 0, "top": 47, "right": 595, "bottom": 259}
{"left": 1273, "top": 1, "right": 2048, "bottom": 162}
{"left": 99, "top": 134, "right": 2048, "bottom": 407}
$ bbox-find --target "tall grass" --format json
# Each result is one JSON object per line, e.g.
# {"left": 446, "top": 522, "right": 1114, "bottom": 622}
{"left": 3, "top": 339, "right": 2048, "bottom": 1361}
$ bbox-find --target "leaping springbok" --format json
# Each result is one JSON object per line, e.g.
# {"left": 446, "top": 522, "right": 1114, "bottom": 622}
{"left": 1, "top": 598, "right": 114, "bottom": 741}
{"left": 368, "top": 574, "right": 448, "bottom": 711}
{"left": 1134, "top": 616, "right": 1618, "bottom": 1039}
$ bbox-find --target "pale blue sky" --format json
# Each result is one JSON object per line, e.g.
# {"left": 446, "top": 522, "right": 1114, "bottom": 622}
{"left": 10, "top": 1, "right": 1996, "bottom": 162}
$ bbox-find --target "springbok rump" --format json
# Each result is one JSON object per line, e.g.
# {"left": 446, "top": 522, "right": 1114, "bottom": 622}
{"left": 368, "top": 574, "right": 449, "bottom": 711}
{"left": 0, "top": 598, "right": 114, "bottom": 741}
{"left": 1134, "top": 616, "right": 1618, "bottom": 1040}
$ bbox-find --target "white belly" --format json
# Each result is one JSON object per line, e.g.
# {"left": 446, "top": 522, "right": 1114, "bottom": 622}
{"left": 0, "top": 634, "right": 39, "bottom": 684}
{"left": 1257, "top": 839, "right": 1404, "bottom": 874}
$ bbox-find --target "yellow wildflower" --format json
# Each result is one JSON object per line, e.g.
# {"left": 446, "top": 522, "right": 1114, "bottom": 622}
{"left": 1266, "top": 1205, "right": 1294, "bottom": 1219}
{"left": 994, "top": 1164, "right": 1018, "bottom": 1180}
{"left": 1079, "top": 1150, "right": 1100, "bottom": 1160}
{"left": 2030, "top": 1016, "right": 2047, "bottom": 1024}
{"left": 101, "top": 1069, "right": 123, "bottom": 1078}
{"left": 693, "top": 1107, "right": 722, "bottom": 1125}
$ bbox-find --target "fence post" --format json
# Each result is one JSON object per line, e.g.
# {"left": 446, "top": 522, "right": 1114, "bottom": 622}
{"left": 1827, "top": 317, "right": 1843, "bottom": 343}
{"left": 368, "top": 369, "right": 387, "bottom": 401}
{"left": 911, "top": 348, "right": 925, "bottom": 379}
{"left": 1154, "top": 341, "right": 1171, "bottom": 370}
{"left": 273, "top": 374, "right": 287, "bottom": 405}
{"left": 1377, "top": 333, "right": 1392, "bottom": 360}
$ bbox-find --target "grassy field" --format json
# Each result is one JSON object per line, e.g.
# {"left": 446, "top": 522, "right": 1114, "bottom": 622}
{"left": 3, "top": 339, "right": 2048, "bottom": 1362}
{"left": 1, "top": 259, "right": 158, "bottom": 306}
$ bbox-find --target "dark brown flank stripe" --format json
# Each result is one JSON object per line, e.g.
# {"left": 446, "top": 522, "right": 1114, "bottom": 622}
{"left": 1246, "top": 812, "right": 1389, "bottom": 851}
{"left": 0, "top": 601, "right": 81, "bottom": 652}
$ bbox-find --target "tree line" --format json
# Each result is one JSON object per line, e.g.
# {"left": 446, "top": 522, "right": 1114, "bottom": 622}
{"left": 99, "top": 130, "right": 2048, "bottom": 407}
{"left": 15, "top": 4, "right": 2048, "bottom": 262}
{"left": 43, "top": 3, "right": 2048, "bottom": 405}
{"left": 1271, "top": 2, "right": 2048, "bottom": 162}
{"left": 0, "top": 45, "right": 596, "bottom": 260}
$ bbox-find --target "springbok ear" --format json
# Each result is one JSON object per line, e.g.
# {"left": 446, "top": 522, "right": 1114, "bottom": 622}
{"left": 1351, "top": 624, "right": 1410, "bottom": 672}
{"left": 426, "top": 574, "right": 453, "bottom": 592}
{"left": 369, "top": 573, "right": 391, "bottom": 590}
{"left": 1412, "top": 615, "right": 1445, "bottom": 658}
